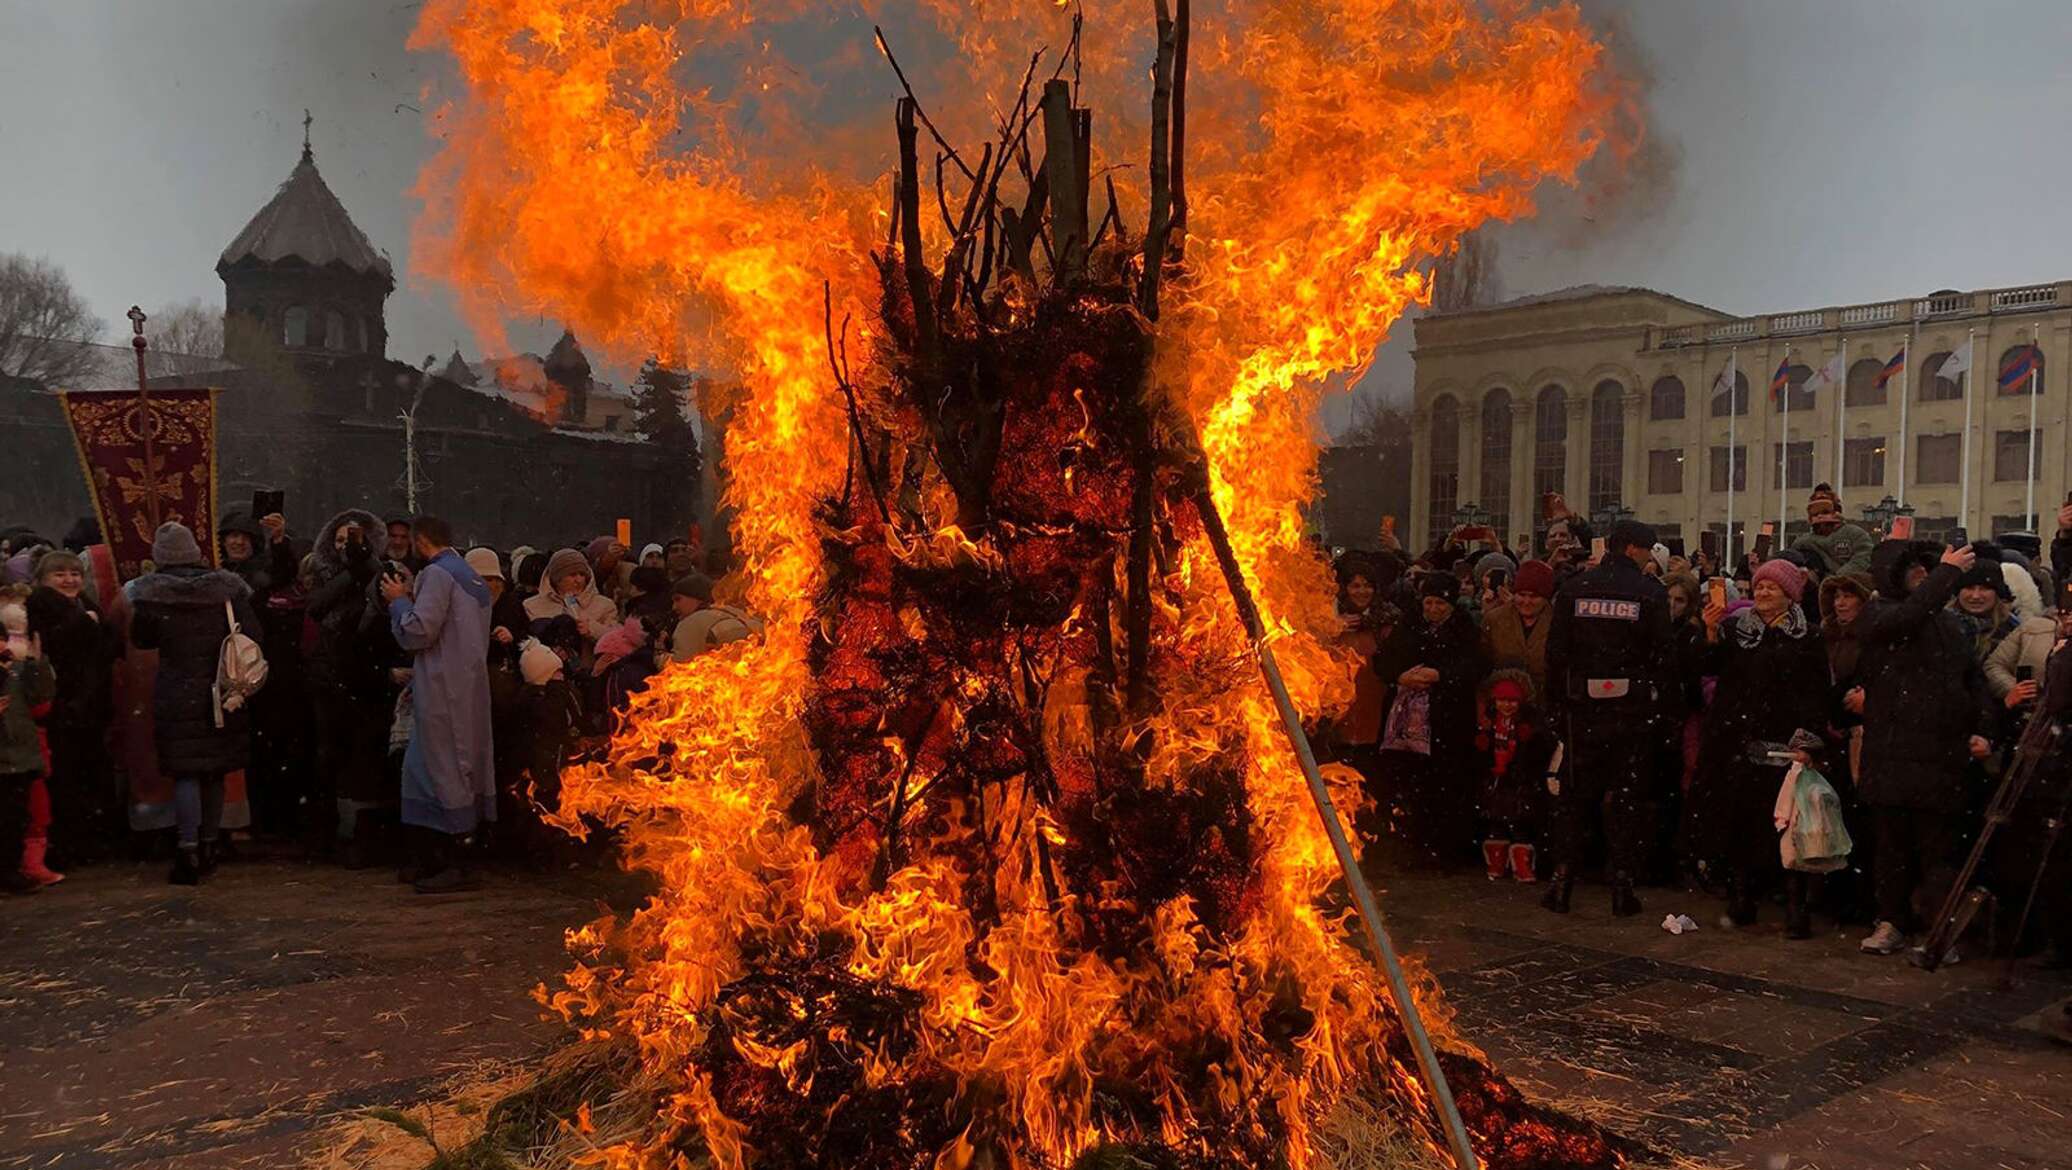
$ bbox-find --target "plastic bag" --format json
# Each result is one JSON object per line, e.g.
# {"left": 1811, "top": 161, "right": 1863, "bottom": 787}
{"left": 1774, "top": 763, "right": 1853, "bottom": 873}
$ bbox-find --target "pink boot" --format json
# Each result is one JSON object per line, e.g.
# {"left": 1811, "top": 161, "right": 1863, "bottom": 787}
{"left": 21, "top": 838, "right": 64, "bottom": 886}
{"left": 1508, "top": 842, "right": 1537, "bottom": 884}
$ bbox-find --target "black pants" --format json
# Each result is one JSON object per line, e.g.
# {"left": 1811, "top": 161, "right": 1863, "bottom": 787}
{"left": 0, "top": 772, "right": 34, "bottom": 879}
{"left": 1872, "top": 806, "right": 1962, "bottom": 930}
{"left": 1549, "top": 713, "right": 1654, "bottom": 878}
{"left": 46, "top": 724, "right": 115, "bottom": 864}
{"left": 1992, "top": 799, "right": 2072, "bottom": 957}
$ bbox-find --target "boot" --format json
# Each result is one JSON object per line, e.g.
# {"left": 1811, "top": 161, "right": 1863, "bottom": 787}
{"left": 1726, "top": 875, "right": 1758, "bottom": 927}
{"left": 412, "top": 832, "right": 482, "bottom": 895}
{"left": 1540, "top": 866, "right": 1573, "bottom": 914}
{"left": 1508, "top": 842, "right": 1537, "bottom": 884}
{"left": 1482, "top": 839, "right": 1511, "bottom": 881}
{"left": 1610, "top": 873, "right": 1643, "bottom": 918}
{"left": 196, "top": 839, "right": 219, "bottom": 878}
{"left": 169, "top": 846, "right": 201, "bottom": 886}
{"left": 1784, "top": 875, "right": 1813, "bottom": 940}
{"left": 21, "top": 839, "right": 64, "bottom": 886}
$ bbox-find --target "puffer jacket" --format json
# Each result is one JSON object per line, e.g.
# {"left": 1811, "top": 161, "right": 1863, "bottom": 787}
{"left": 1854, "top": 540, "right": 1995, "bottom": 812}
{"left": 0, "top": 653, "right": 56, "bottom": 775}
{"left": 128, "top": 564, "right": 259, "bottom": 775}
{"left": 1984, "top": 615, "right": 2056, "bottom": 700}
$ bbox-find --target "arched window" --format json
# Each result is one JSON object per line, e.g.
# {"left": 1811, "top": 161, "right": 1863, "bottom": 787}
{"left": 324, "top": 310, "right": 346, "bottom": 351}
{"left": 1845, "top": 357, "right": 1887, "bottom": 408}
{"left": 1588, "top": 380, "right": 1625, "bottom": 512}
{"left": 1920, "top": 351, "right": 1963, "bottom": 402}
{"left": 1710, "top": 368, "right": 1750, "bottom": 417}
{"left": 1998, "top": 343, "right": 2044, "bottom": 397}
{"left": 1532, "top": 385, "right": 1567, "bottom": 540}
{"left": 283, "top": 305, "right": 309, "bottom": 348}
{"left": 1480, "top": 389, "right": 1513, "bottom": 542}
{"left": 1426, "top": 395, "right": 1460, "bottom": 538}
{"left": 1649, "top": 375, "right": 1685, "bottom": 421}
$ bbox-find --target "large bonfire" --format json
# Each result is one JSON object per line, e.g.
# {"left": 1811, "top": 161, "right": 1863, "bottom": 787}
{"left": 410, "top": 2, "right": 1633, "bottom": 1167}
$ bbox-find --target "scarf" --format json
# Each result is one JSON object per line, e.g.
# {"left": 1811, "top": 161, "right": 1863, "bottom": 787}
{"left": 1732, "top": 602, "right": 1807, "bottom": 649}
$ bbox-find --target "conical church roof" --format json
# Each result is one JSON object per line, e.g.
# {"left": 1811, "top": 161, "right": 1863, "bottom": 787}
{"left": 217, "top": 145, "right": 393, "bottom": 285}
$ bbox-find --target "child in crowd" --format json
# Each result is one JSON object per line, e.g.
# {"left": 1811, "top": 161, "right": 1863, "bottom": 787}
{"left": 1474, "top": 668, "right": 1557, "bottom": 884}
{"left": 0, "top": 602, "right": 56, "bottom": 895}
{"left": 512, "top": 638, "right": 583, "bottom": 868}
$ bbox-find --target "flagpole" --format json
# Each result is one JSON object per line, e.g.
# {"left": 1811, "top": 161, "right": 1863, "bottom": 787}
{"left": 1960, "top": 326, "right": 1975, "bottom": 535}
{"left": 1727, "top": 347, "right": 1738, "bottom": 558}
{"left": 1897, "top": 331, "right": 1911, "bottom": 508}
{"left": 1835, "top": 335, "right": 1847, "bottom": 491}
{"left": 1779, "top": 343, "right": 1791, "bottom": 539}
{"left": 2026, "top": 323, "right": 2041, "bottom": 531}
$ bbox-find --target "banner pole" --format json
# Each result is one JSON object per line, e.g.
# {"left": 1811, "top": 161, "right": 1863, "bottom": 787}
{"left": 127, "top": 306, "right": 161, "bottom": 531}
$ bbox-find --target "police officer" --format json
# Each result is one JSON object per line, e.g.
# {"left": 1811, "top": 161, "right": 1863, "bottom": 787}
{"left": 1543, "top": 518, "right": 1677, "bottom": 917}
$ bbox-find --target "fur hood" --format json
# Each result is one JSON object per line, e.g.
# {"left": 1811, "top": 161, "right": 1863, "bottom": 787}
{"left": 127, "top": 563, "right": 252, "bottom": 608}
{"left": 1818, "top": 571, "right": 1874, "bottom": 626}
{"left": 1870, "top": 538, "right": 1942, "bottom": 600}
{"left": 2002, "top": 561, "right": 2045, "bottom": 621}
{"left": 312, "top": 508, "right": 385, "bottom": 578}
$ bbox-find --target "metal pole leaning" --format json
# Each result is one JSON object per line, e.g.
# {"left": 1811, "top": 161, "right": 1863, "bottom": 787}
{"left": 1188, "top": 473, "right": 1480, "bottom": 1170}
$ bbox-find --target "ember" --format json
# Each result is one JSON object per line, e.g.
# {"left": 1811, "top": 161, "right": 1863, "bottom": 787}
{"left": 410, "top": 2, "right": 1634, "bottom": 1167}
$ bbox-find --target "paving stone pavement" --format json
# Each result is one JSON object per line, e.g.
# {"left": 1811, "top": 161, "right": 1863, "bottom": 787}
{"left": 2, "top": 859, "right": 2064, "bottom": 1169}
{"left": 1378, "top": 870, "right": 2072, "bottom": 1170}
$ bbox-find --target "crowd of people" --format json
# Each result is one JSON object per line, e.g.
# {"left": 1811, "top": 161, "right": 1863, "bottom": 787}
{"left": 0, "top": 509, "right": 759, "bottom": 894}
{"left": 1328, "top": 487, "right": 2072, "bottom": 967}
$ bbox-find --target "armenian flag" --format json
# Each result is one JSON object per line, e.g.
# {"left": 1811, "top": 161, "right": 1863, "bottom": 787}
{"left": 1769, "top": 356, "right": 1793, "bottom": 403}
{"left": 1874, "top": 347, "right": 1905, "bottom": 389}
{"left": 1999, "top": 343, "right": 2041, "bottom": 395}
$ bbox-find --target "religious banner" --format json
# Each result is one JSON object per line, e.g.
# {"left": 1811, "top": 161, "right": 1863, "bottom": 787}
{"left": 57, "top": 388, "right": 220, "bottom": 580}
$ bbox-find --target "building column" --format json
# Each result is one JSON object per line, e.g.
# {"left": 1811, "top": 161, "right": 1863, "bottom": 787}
{"left": 1564, "top": 393, "right": 1589, "bottom": 510}
{"left": 1460, "top": 400, "right": 1485, "bottom": 520}
{"left": 1621, "top": 389, "right": 1645, "bottom": 517}
{"left": 1409, "top": 404, "right": 1431, "bottom": 552}
{"left": 1511, "top": 406, "right": 1534, "bottom": 553}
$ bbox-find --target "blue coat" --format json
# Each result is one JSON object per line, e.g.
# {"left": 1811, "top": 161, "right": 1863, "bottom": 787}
{"left": 390, "top": 549, "right": 496, "bottom": 833}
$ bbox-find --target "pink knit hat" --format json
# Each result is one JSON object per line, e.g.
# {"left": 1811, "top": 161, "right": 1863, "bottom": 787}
{"left": 1751, "top": 558, "right": 1806, "bottom": 604}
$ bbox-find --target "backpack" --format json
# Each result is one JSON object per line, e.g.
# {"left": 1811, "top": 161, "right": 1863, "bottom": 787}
{"left": 213, "top": 598, "right": 268, "bottom": 728}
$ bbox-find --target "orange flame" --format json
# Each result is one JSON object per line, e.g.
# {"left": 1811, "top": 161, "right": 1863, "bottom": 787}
{"left": 410, "top": 2, "right": 1623, "bottom": 1166}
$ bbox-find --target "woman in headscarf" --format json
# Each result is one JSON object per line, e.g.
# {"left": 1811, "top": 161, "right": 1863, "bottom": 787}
{"left": 1371, "top": 573, "right": 1488, "bottom": 867}
{"left": 523, "top": 548, "right": 621, "bottom": 662}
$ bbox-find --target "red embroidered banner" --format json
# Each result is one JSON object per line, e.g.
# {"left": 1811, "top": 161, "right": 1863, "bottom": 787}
{"left": 57, "top": 388, "right": 220, "bottom": 580}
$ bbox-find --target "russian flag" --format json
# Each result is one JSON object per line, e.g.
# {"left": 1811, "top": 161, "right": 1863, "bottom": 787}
{"left": 1874, "top": 348, "right": 1905, "bottom": 389}
{"left": 1999, "top": 343, "right": 2041, "bottom": 394}
{"left": 1769, "top": 357, "right": 1793, "bottom": 403}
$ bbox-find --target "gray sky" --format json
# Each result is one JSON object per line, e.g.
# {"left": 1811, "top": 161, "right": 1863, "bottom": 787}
{"left": 5, "top": 1, "right": 2071, "bottom": 401}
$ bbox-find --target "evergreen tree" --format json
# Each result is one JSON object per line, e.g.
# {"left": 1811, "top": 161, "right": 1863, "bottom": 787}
{"left": 633, "top": 357, "right": 702, "bottom": 469}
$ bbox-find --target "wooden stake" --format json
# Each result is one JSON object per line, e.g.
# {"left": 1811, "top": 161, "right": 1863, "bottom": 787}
{"left": 1138, "top": 0, "right": 1177, "bottom": 317}
{"left": 1041, "top": 80, "right": 1088, "bottom": 284}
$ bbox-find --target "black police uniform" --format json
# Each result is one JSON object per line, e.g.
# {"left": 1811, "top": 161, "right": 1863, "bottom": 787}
{"left": 1543, "top": 549, "right": 1676, "bottom": 913}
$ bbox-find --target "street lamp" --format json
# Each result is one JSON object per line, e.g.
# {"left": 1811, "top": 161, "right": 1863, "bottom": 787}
{"left": 1862, "top": 495, "right": 1914, "bottom": 537}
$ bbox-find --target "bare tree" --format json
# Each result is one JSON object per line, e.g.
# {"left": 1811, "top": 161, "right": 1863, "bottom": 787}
{"left": 149, "top": 298, "right": 225, "bottom": 358}
{"left": 0, "top": 253, "right": 103, "bottom": 388}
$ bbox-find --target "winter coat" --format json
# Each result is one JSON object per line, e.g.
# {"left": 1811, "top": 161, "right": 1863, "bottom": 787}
{"left": 1855, "top": 541, "right": 1995, "bottom": 812}
{"left": 1683, "top": 604, "right": 1831, "bottom": 868}
{"left": 1789, "top": 521, "right": 1876, "bottom": 579}
{"left": 0, "top": 653, "right": 56, "bottom": 775}
{"left": 127, "top": 565, "right": 259, "bottom": 776}
{"left": 516, "top": 676, "right": 581, "bottom": 808}
{"left": 1984, "top": 615, "right": 2056, "bottom": 700}
{"left": 305, "top": 509, "right": 384, "bottom": 695}
{"left": 25, "top": 586, "right": 120, "bottom": 730}
{"left": 669, "top": 604, "right": 763, "bottom": 661}
{"left": 523, "top": 548, "right": 620, "bottom": 652}
{"left": 1473, "top": 698, "right": 1557, "bottom": 828}
{"left": 1479, "top": 602, "right": 1552, "bottom": 700}
{"left": 1333, "top": 613, "right": 1387, "bottom": 748}
{"left": 1373, "top": 607, "right": 1489, "bottom": 766}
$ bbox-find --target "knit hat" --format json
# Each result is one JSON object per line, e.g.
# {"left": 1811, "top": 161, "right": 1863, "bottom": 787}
{"left": 1751, "top": 558, "right": 1806, "bottom": 604}
{"left": 1513, "top": 559, "right": 1555, "bottom": 598}
{"left": 1490, "top": 675, "right": 1527, "bottom": 703}
{"left": 1650, "top": 542, "right": 1671, "bottom": 574}
{"left": 1419, "top": 573, "right": 1460, "bottom": 603}
{"left": 639, "top": 542, "right": 665, "bottom": 564}
{"left": 0, "top": 602, "right": 25, "bottom": 637}
{"left": 464, "top": 547, "right": 505, "bottom": 580}
{"left": 150, "top": 522, "right": 204, "bottom": 568}
{"left": 518, "top": 638, "right": 563, "bottom": 686}
{"left": 672, "top": 573, "right": 716, "bottom": 603}
{"left": 31, "top": 548, "right": 84, "bottom": 584}
{"left": 1472, "top": 551, "right": 1517, "bottom": 587}
{"left": 1956, "top": 556, "right": 2011, "bottom": 600}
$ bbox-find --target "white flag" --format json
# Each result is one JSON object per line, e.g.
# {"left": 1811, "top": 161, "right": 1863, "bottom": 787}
{"left": 1808, "top": 349, "right": 1844, "bottom": 393}
{"left": 1938, "top": 337, "right": 1973, "bottom": 383}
